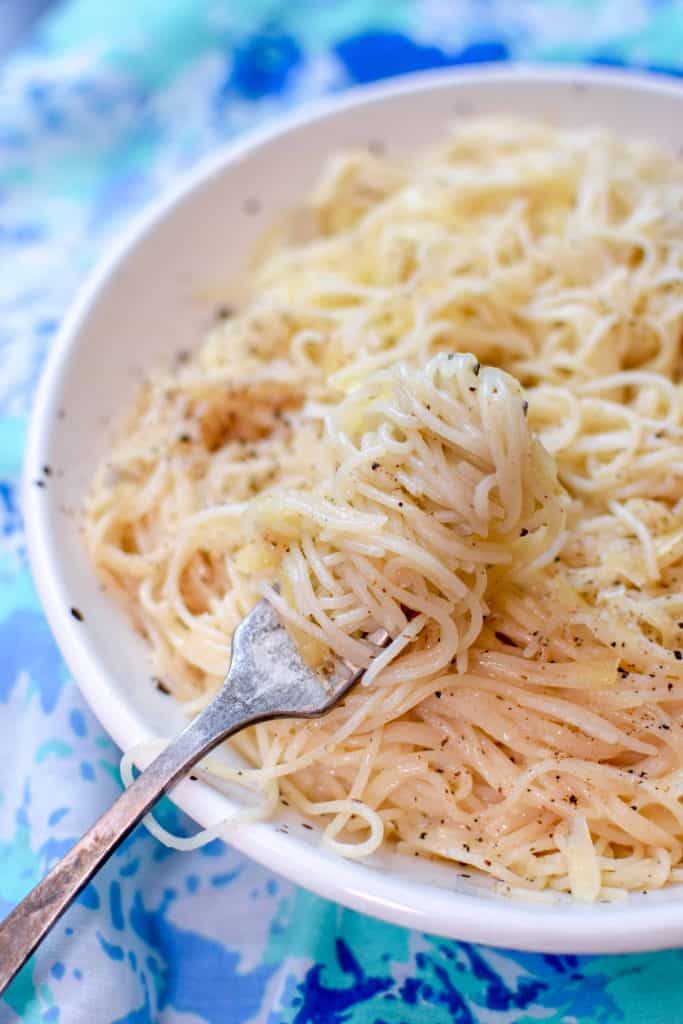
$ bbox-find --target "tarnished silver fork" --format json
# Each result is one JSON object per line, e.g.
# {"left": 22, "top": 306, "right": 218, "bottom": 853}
{"left": 0, "top": 598, "right": 386, "bottom": 995}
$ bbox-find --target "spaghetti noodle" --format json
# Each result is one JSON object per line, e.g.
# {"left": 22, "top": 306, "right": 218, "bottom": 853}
{"left": 87, "top": 118, "right": 683, "bottom": 900}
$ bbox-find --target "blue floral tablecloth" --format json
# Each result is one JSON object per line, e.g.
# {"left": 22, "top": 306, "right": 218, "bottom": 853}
{"left": 2, "top": 2, "right": 683, "bottom": 1021}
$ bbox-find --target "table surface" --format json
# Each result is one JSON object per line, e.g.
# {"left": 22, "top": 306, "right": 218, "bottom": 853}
{"left": 1, "top": 1, "right": 683, "bottom": 1022}
{"left": 0, "top": 0, "right": 56, "bottom": 59}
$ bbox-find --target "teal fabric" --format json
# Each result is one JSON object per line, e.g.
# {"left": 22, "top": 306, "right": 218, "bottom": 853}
{"left": 1, "top": 2, "right": 683, "bottom": 1021}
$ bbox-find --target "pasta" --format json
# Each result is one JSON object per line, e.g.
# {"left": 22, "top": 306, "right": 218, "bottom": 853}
{"left": 87, "top": 118, "right": 683, "bottom": 901}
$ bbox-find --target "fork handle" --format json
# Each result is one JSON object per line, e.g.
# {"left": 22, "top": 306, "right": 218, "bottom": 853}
{"left": 0, "top": 693, "right": 253, "bottom": 996}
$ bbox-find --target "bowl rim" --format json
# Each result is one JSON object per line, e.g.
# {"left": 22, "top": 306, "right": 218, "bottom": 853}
{"left": 23, "top": 62, "right": 683, "bottom": 954}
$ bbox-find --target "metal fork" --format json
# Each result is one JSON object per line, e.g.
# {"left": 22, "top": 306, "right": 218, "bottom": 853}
{"left": 0, "top": 598, "right": 384, "bottom": 995}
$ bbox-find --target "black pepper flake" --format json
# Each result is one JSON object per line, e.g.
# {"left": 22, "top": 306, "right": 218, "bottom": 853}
{"left": 522, "top": 400, "right": 529, "bottom": 416}
{"left": 302, "top": 823, "right": 313, "bottom": 831}
{"left": 569, "top": 794, "right": 578, "bottom": 805}
{"left": 154, "top": 678, "right": 171, "bottom": 695}
{"left": 70, "top": 607, "right": 84, "bottom": 622}
{"left": 668, "top": 683, "right": 674, "bottom": 691}
{"left": 43, "top": 465, "right": 52, "bottom": 476}
{"left": 675, "top": 650, "right": 682, "bottom": 660}
{"left": 176, "top": 348, "right": 191, "bottom": 363}
{"left": 215, "top": 305, "right": 234, "bottom": 321}
{"left": 419, "top": 831, "right": 427, "bottom": 840}
{"left": 178, "top": 434, "right": 192, "bottom": 443}
{"left": 473, "top": 362, "right": 480, "bottom": 376}
{"left": 34, "top": 479, "right": 45, "bottom": 488}
{"left": 468, "top": 386, "right": 476, "bottom": 392}
{"left": 661, "top": 723, "right": 671, "bottom": 730}
{"left": 190, "top": 775, "right": 198, "bottom": 781}
{"left": 371, "top": 462, "right": 380, "bottom": 470}
{"left": 495, "top": 631, "right": 515, "bottom": 647}
{"left": 520, "top": 528, "right": 528, "bottom": 537}
{"left": 435, "top": 690, "right": 442, "bottom": 699}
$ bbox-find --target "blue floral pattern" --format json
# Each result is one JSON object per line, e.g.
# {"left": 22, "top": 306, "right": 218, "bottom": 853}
{"left": 1, "top": 1, "right": 683, "bottom": 1020}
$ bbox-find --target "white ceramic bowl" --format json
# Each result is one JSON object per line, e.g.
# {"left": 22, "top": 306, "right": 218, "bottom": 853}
{"left": 24, "top": 65, "right": 683, "bottom": 953}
